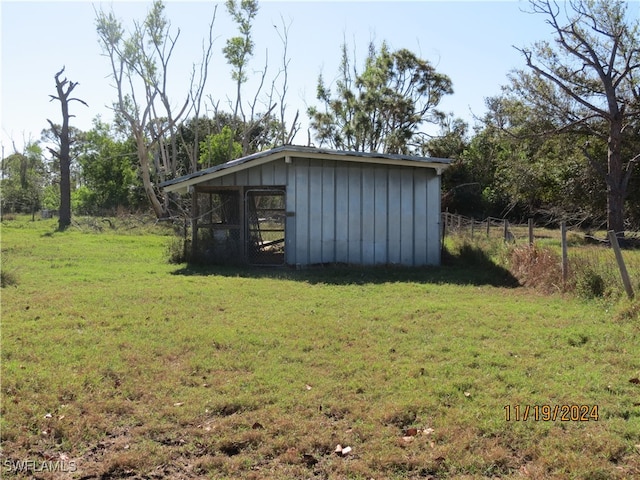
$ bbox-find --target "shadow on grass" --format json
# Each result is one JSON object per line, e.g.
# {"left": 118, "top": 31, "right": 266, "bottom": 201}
{"left": 171, "top": 245, "right": 519, "bottom": 288}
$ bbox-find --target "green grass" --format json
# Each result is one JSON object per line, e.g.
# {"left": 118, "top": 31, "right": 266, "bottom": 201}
{"left": 1, "top": 216, "right": 639, "bottom": 479}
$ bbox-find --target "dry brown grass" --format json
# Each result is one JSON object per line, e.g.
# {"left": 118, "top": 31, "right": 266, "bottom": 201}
{"left": 508, "top": 244, "right": 564, "bottom": 293}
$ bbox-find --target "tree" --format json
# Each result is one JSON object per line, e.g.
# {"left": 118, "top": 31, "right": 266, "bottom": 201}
{"left": 75, "top": 119, "right": 143, "bottom": 214}
{"left": 0, "top": 143, "right": 46, "bottom": 216}
{"left": 218, "top": 0, "right": 298, "bottom": 154}
{"left": 472, "top": 94, "right": 609, "bottom": 224}
{"left": 41, "top": 124, "right": 85, "bottom": 214}
{"left": 514, "top": 0, "right": 640, "bottom": 232}
{"left": 47, "top": 67, "right": 88, "bottom": 230}
{"left": 308, "top": 41, "right": 453, "bottom": 154}
{"left": 199, "top": 125, "right": 242, "bottom": 167}
{"left": 223, "top": 0, "right": 259, "bottom": 124}
{"left": 96, "top": 0, "right": 216, "bottom": 218}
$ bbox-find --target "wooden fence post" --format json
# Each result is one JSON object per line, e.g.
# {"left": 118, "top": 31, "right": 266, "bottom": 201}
{"left": 503, "top": 219, "right": 508, "bottom": 241}
{"left": 528, "top": 218, "right": 534, "bottom": 246}
{"left": 608, "top": 231, "right": 635, "bottom": 299}
{"left": 486, "top": 218, "right": 490, "bottom": 237}
{"left": 441, "top": 212, "right": 447, "bottom": 245}
{"left": 561, "top": 222, "right": 568, "bottom": 284}
{"left": 471, "top": 220, "right": 475, "bottom": 239}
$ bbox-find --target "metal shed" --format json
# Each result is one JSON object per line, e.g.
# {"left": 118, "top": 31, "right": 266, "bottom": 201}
{"left": 161, "top": 146, "right": 451, "bottom": 266}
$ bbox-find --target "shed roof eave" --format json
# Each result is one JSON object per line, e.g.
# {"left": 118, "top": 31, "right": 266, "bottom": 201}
{"left": 161, "top": 145, "right": 452, "bottom": 192}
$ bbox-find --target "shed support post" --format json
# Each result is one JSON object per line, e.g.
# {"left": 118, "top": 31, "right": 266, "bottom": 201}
{"left": 191, "top": 187, "right": 199, "bottom": 259}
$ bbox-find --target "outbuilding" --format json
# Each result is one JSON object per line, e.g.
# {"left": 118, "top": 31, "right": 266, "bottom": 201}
{"left": 161, "top": 145, "right": 451, "bottom": 266}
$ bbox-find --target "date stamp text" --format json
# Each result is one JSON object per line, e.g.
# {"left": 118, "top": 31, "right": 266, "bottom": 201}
{"left": 504, "top": 404, "right": 599, "bottom": 421}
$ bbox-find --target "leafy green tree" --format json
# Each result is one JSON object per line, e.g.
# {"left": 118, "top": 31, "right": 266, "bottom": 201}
{"left": 223, "top": 0, "right": 258, "bottom": 122}
{"left": 199, "top": 125, "right": 243, "bottom": 167}
{"left": 513, "top": 0, "right": 640, "bottom": 232}
{"left": 0, "top": 143, "right": 46, "bottom": 215}
{"left": 76, "top": 119, "right": 144, "bottom": 214}
{"left": 474, "top": 94, "right": 611, "bottom": 225}
{"left": 308, "top": 41, "right": 453, "bottom": 154}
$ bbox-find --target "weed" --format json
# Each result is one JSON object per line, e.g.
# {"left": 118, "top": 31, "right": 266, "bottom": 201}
{"left": 575, "top": 268, "right": 606, "bottom": 299}
{"left": 612, "top": 299, "right": 640, "bottom": 322}
{"left": 0, "top": 251, "right": 19, "bottom": 287}
{"left": 165, "top": 235, "right": 188, "bottom": 264}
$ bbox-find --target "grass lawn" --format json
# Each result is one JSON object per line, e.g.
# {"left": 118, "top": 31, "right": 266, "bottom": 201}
{"left": 1, "top": 216, "right": 639, "bottom": 479}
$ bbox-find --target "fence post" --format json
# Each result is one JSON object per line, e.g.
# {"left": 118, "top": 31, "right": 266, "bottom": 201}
{"left": 486, "top": 218, "right": 490, "bottom": 237}
{"left": 471, "top": 220, "right": 475, "bottom": 239}
{"left": 608, "top": 231, "right": 635, "bottom": 299}
{"left": 503, "top": 219, "right": 508, "bottom": 242}
{"left": 561, "top": 222, "right": 568, "bottom": 284}
{"left": 528, "top": 218, "right": 534, "bottom": 246}
{"left": 441, "top": 212, "right": 447, "bottom": 238}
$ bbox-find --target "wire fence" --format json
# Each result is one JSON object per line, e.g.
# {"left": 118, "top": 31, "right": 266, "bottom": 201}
{"left": 442, "top": 212, "right": 529, "bottom": 244}
{"left": 441, "top": 212, "right": 640, "bottom": 245}
{"left": 441, "top": 211, "right": 638, "bottom": 299}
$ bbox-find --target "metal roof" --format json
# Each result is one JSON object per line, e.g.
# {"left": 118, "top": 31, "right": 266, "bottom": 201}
{"left": 160, "top": 145, "right": 452, "bottom": 193}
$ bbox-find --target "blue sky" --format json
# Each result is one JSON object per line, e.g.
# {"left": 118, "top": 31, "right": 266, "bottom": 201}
{"left": 2, "top": 0, "right": 626, "bottom": 154}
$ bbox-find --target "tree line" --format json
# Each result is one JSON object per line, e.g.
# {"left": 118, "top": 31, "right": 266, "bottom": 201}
{"left": 1, "top": 0, "right": 639, "bottom": 231}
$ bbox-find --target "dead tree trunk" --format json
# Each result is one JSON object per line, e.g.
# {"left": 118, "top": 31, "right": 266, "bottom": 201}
{"left": 47, "top": 66, "right": 87, "bottom": 230}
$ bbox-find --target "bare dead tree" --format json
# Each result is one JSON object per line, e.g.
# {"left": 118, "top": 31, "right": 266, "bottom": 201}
{"left": 96, "top": 0, "right": 216, "bottom": 218}
{"left": 268, "top": 14, "right": 300, "bottom": 145}
{"left": 216, "top": 0, "right": 298, "bottom": 157}
{"left": 514, "top": 0, "right": 640, "bottom": 233}
{"left": 47, "top": 66, "right": 88, "bottom": 230}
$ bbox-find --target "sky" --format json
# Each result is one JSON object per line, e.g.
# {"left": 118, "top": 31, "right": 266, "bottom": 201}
{"left": 2, "top": 0, "right": 636, "bottom": 155}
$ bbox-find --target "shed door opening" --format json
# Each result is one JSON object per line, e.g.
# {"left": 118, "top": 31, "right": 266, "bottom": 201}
{"left": 193, "top": 188, "right": 241, "bottom": 263}
{"left": 245, "top": 189, "right": 285, "bottom": 265}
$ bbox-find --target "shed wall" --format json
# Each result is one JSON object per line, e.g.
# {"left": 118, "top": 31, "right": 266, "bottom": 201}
{"left": 198, "top": 157, "right": 442, "bottom": 266}
{"left": 286, "top": 158, "right": 441, "bottom": 266}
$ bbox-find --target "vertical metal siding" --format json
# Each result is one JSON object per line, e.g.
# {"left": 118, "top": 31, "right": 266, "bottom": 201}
{"left": 308, "top": 159, "right": 324, "bottom": 264}
{"left": 334, "top": 164, "right": 349, "bottom": 263}
{"left": 412, "top": 169, "right": 429, "bottom": 265}
{"left": 373, "top": 167, "right": 388, "bottom": 264}
{"left": 321, "top": 163, "right": 336, "bottom": 262}
{"left": 361, "top": 167, "right": 376, "bottom": 264}
{"left": 247, "top": 163, "right": 262, "bottom": 184}
{"left": 347, "top": 165, "right": 362, "bottom": 264}
{"left": 273, "top": 160, "right": 288, "bottom": 185}
{"left": 387, "top": 168, "right": 402, "bottom": 264}
{"left": 294, "top": 159, "right": 310, "bottom": 265}
{"left": 285, "top": 161, "right": 297, "bottom": 264}
{"left": 426, "top": 171, "right": 441, "bottom": 265}
{"left": 400, "top": 168, "right": 415, "bottom": 265}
